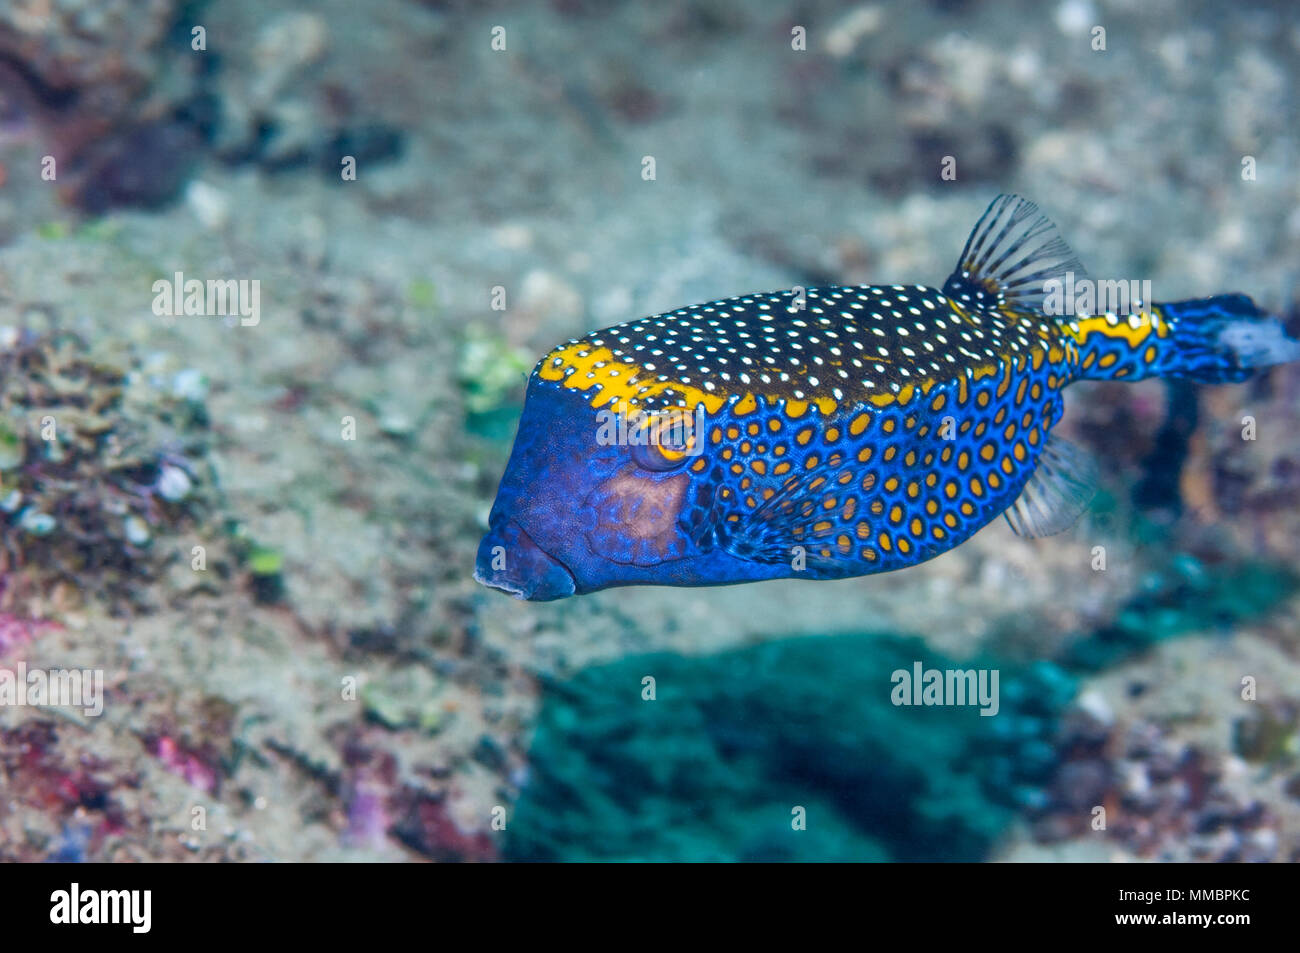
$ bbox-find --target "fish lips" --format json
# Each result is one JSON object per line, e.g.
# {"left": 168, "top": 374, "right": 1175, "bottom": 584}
{"left": 474, "top": 518, "right": 577, "bottom": 601}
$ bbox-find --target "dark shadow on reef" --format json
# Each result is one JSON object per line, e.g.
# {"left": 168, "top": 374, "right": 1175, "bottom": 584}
{"left": 507, "top": 540, "right": 1297, "bottom": 862}
{"left": 506, "top": 633, "right": 1076, "bottom": 862}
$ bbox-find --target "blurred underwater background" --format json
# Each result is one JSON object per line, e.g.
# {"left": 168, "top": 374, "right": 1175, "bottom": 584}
{"left": 0, "top": 0, "right": 1299, "bottom": 862}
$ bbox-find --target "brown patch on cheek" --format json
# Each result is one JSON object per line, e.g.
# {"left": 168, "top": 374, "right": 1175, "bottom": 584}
{"left": 586, "top": 466, "right": 689, "bottom": 561}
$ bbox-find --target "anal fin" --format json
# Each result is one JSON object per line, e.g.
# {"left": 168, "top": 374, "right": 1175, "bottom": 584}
{"left": 1003, "top": 434, "right": 1098, "bottom": 538}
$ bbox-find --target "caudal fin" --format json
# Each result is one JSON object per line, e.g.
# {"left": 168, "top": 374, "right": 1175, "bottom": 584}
{"left": 944, "top": 195, "right": 1300, "bottom": 384}
{"left": 1075, "top": 294, "right": 1300, "bottom": 383}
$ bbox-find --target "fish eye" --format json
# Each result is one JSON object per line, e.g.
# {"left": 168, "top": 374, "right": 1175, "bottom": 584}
{"left": 630, "top": 410, "right": 696, "bottom": 471}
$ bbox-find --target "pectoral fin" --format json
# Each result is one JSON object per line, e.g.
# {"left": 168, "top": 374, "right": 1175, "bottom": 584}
{"left": 718, "top": 474, "right": 847, "bottom": 571}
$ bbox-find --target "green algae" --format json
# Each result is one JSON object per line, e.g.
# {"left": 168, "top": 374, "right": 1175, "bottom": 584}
{"left": 247, "top": 546, "right": 284, "bottom": 576}
{"left": 406, "top": 279, "right": 439, "bottom": 313}
{"left": 458, "top": 329, "right": 531, "bottom": 437}
{"left": 360, "top": 667, "right": 445, "bottom": 734}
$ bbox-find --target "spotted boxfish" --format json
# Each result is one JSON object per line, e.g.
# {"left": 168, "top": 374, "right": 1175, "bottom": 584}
{"left": 476, "top": 194, "right": 1300, "bottom": 600}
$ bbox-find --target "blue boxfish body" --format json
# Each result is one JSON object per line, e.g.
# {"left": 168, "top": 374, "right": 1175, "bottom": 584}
{"left": 476, "top": 195, "right": 1300, "bottom": 599}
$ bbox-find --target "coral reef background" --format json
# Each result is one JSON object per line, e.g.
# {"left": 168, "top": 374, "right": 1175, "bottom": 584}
{"left": 0, "top": 0, "right": 1298, "bottom": 862}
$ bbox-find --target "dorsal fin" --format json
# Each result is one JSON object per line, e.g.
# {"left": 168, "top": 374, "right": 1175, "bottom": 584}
{"left": 1003, "top": 433, "right": 1098, "bottom": 538}
{"left": 943, "top": 194, "right": 1086, "bottom": 319}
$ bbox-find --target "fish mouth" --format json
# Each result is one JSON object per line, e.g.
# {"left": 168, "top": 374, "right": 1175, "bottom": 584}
{"left": 474, "top": 519, "right": 577, "bottom": 601}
